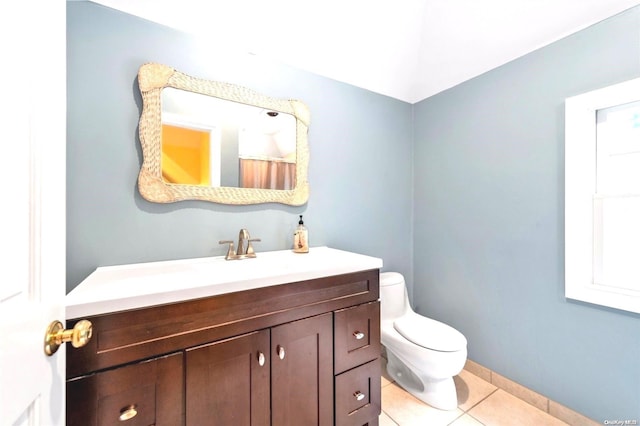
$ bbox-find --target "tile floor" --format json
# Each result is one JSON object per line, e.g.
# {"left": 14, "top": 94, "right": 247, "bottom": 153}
{"left": 380, "top": 361, "right": 570, "bottom": 426}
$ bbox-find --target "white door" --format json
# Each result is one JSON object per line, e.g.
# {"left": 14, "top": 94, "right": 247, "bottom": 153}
{"left": 0, "top": 0, "right": 67, "bottom": 424}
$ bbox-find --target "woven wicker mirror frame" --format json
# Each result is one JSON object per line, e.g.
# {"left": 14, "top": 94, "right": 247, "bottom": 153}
{"left": 137, "top": 63, "right": 310, "bottom": 205}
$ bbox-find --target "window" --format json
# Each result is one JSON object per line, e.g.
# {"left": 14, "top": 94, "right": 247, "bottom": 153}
{"left": 565, "top": 77, "right": 640, "bottom": 314}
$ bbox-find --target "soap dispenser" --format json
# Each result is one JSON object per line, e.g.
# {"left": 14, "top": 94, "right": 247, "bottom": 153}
{"left": 293, "top": 215, "right": 309, "bottom": 253}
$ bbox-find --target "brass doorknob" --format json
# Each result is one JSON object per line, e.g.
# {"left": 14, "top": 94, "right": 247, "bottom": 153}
{"left": 44, "top": 319, "right": 93, "bottom": 356}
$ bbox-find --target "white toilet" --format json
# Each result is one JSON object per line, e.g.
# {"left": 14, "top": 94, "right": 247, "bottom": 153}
{"left": 380, "top": 272, "right": 467, "bottom": 410}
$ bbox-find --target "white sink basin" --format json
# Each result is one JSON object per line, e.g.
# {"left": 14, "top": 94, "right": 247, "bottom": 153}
{"left": 65, "top": 246, "right": 383, "bottom": 319}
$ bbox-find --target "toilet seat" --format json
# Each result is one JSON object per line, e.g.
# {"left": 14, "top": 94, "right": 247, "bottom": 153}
{"left": 393, "top": 313, "right": 467, "bottom": 352}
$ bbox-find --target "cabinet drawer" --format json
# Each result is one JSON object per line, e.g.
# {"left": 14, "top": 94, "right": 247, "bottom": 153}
{"left": 335, "top": 359, "right": 381, "bottom": 426}
{"left": 66, "top": 352, "right": 183, "bottom": 426}
{"left": 334, "top": 301, "right": 380, "bottom": 374}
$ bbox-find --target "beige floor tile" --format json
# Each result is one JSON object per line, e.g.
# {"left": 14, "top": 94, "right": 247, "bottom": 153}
{"left": 380, "top": 411, "right": 399, "bottom": 426}
{"left": 468, "top": 390, "right": 568, "bottom": 426}
{"left": 382, "top": 374, "right": 394, "bottom": 387}
{"left": 382, "top": 382, "right": 464, "bottom": 426}
{"left": 454, "top": 369, "right": 498, "bottom": 411}
{"left": 491, "top": 372, "right": 548, "bottom": 412}
{"left": 449, "top": 414, "right": 485, "bottom": 425}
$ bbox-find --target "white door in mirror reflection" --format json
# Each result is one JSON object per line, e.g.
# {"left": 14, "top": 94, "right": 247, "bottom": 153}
{"left": 161, "top": 87, "right": 296, "bottom": 190}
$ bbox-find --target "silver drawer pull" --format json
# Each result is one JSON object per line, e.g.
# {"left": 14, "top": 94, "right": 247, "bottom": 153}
{"left": 353, "top": 331, "right": 365, "bottom": 340}
{"left": 119, "top": 404, "right": 138, "bottom": 421}
{"left": 353, "top": 391, "right": 366, "bottom": 401}
{"left": 277, "top": 345, "right": 285, "bottom": 360}
{"left": 257, "top": 351, "right": 265, "bottom": 366}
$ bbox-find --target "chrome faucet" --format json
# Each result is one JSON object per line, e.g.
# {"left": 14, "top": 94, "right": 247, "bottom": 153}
{"left": 219, "top": 228, "right": 261, "bottom": 260}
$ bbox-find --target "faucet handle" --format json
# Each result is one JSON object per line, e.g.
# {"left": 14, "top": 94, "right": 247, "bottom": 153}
{"left": 218, "top": 240, "right": 236, "bottom": 259}
{"left": 246, "top": 238, "right": 261, "bottom": 255}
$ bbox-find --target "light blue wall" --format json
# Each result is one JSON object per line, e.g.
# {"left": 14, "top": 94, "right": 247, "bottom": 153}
{"left": 413, "top": 7, "right": 640, "bottom": 421}
{"left": 68, "top": 1, "right": 640, "bottom": 420}
{"left": 66, "top": 2, "right": 413, "bottom": 291}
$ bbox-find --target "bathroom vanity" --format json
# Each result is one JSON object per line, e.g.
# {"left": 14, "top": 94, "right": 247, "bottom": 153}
{"left": 65, "top": 247, "right": 382, "bottom": 425}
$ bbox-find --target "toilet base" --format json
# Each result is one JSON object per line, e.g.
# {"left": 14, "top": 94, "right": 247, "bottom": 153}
{"left": 386, "top": 351, "right": 459, "bottom": 411}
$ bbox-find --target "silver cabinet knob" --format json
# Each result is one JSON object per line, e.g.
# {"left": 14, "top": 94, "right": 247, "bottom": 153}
{"left": 257, "top": 351, "right": 265, "bottom": 366}
{"left": 119, "top": 404, "right": 138, "bottom": 421}
{"left": 353, "top": 391, "right": 366, "bottom": 401}
{"left": 277, "top": 345, "right": 285, "bottom": 360}
{"left": 353, "top": 331, "right": 365, "bottom": 340}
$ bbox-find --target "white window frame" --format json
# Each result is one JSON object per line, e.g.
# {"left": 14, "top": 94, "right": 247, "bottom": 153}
{"left": 565, "top": 77, "right": 640, "bottom": 314}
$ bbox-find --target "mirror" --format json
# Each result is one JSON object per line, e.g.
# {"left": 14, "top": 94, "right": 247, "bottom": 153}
{"left": 137, "top": 63, "right": 310, "bottom": 205}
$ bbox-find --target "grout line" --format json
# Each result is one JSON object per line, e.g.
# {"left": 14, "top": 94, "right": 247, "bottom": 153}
{"left": 465, "top": 387, "right": 499, "bottom": 413}
{"left": 466, "top": 411, "right": 488, "bottom": 426}
{"left": 383, "top": 356, "right": 593, "bottom": 425}
{"left": 463, "top": 361, "right": 599, "bottom": 425}
{"left": 448, "top": 411, "right": 466, "bottom": 425}
{"left": 381, "top": 408, "right": 400, "bottom": 426}
{"left": 448, "top": 400, "right": 493, "bottom": 426}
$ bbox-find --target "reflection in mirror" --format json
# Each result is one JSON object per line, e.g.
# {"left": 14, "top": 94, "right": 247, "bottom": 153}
{"left": 137, "top": 63, "right": 310, "bottom": 205}
{"left": 161, "top": 88, "right": 297, "bottom": 190}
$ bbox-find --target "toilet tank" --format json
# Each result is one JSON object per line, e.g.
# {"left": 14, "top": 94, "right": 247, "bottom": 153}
{"left": 380, "top": 272, "right": 409, "bottom": 321}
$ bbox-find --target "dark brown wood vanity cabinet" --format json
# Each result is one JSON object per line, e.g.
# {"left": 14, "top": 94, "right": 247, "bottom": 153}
{"left": 66, "top": 269, "right": 381, "bottom": 426}
{"left": 186, "top": 314, "right": 333, "bottom": 426}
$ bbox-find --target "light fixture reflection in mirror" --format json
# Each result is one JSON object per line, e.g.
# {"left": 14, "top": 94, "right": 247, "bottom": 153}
{"left": 137, "top": 63, "right": 310, "bottom": 205}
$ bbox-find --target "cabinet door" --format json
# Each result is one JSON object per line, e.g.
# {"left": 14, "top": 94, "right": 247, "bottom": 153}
{"left": 66, "top": 352, "right": 183, "bottom": 426}
{"left": 271, "top": 313, "right": 333, "bottom": 426}
{"left": 186, "top": 329, "right": 270, "bottom": 426}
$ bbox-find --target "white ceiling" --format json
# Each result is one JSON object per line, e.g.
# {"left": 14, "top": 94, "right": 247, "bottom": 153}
{"left": 90, "top": 0, "right": 640, "bottom": 104}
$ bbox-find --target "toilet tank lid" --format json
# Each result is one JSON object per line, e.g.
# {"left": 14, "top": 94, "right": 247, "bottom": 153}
{"left": 394, "top": 313, "right": 467, "bottom": 352}
{"left": 380, "top": 272, "right": 405, "bottom": 287}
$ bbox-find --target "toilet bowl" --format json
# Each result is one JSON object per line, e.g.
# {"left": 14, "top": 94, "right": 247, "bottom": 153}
{"left": 380, "top": 272, "right": 467, "bottom": 410}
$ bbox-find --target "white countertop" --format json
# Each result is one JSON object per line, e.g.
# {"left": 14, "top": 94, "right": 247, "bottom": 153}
{"left": 65, "top": 246, "right": 383, "bottom": 319}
